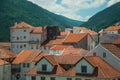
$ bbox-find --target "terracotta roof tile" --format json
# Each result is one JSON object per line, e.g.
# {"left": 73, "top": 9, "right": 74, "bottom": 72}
{"left": 0, "top": 42, "right": 10, "bottom": 49}
{"left": 31, "top": 27, "right": 43, "bottom": 34}
{"left": 75, "top": 27, "right": 97, "bottom": 35}
{"left": 62, "top": 47, "right": 88, "bottom": 56}
{"left": 114, "top": 38, "right": 120, "bottom": 44}
{"left": 63, "top": 33, "right": 88, "bottom": 43}
{"left": 0, "top": 59, "right": 9, "bottom": 65}
{"left": 52, "top": 39, "right": 64, "bottom": 45}
{"left": 102, "top": 44, "right": 120, "bottom": 59}
{"left": 0, "top": 49, "right": 17, "bottom": 59}
{"left": 60, "top": 32, "right": 68, "bottom": 36}
{"left": 50, "top": 45, "right": 71, "bottom": 50}
{"left": 104, "top": 25, "right": 120, "bottom": 31}
{"left": 25, "top": 56, "right": 120, "bottom": 78}
{"left": 12, "top": 50, "right": 40, "bottom": 64}
{"left": 11, "top": 22, "right": 33, "bottom": 29}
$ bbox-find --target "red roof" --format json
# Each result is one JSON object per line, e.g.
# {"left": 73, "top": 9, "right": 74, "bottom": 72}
{"left": 11, "top": 22, "right": 33, "bottom": 29}
{"left": 114, "top": 38, "right": 120, "bottom": 45}
{"left": 50, "top": 45, "right": 71, "bottom": 50}
{"left": 104, "top": 25, "right": 120, "bottom": 31}
{"left": 0, "top": 49, "right": 17, "bottom": 59}
{"left": 52, "top": 39, "right": 64, "bottom": 45}
{"left": 74, "top": 27, "right": 97, "bottom": 35}
{"left": 0, "top": 59, "right": 9, "bottom": 65}
{"left": 12, "top": 50, "right": 40, "bottom": 64}
{"left": 26, "top": 55, "right": 120, "bottom": 78}
{"left": 63, "top": 33, "right": 88, "bottom": 43}
{"left": 31, "top": 27, "right": 43, "bottom": 34}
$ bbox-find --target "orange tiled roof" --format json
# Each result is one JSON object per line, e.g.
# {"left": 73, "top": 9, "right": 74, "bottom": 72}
{"left": 102, "top": 44, "right": 120, "bottom": 59}
{"left": 62, "top": 47, "right": 88, "bottom": 56}
{"left": 44, "top": 40, "right": 54, "bottom": 47}
{"left": 114, "top": 38, "right": 120, "bottom": 45}
{"left": 75, "top": 27, "right": 97, "bottom": 35}
{"left": 52, "top": 39, "right": 64, "bottom": 45}
{"left": 63, "top": 33, "right": 88, "bottom": 43}
{"left": 11, "top": 22, "right": 33, "bottom": 29}
{"left": 0, "top": 59, "right": 9, "bottom": 65}
{"left": 60, "top": 32, "right": 68, "bottom": 36}
{"left": 0, "top": 49, "right": 17, "bottom": 59}
{"left": 26, "top": 56, "right": 120, "bottom": 78}
{"left": 50, "top": 45, "right": 71, "bottom": 50}
{"left": 0, "top": 42, "right": 10, "bottom": 49}
{"left": 104, "top": 25, "right": 120, "bottom": 31}
{"left": 12, "top": 50, "right": 40, "bottom": 64}
{"left": 31, "top": 27, "right": 43, "bottom": 34}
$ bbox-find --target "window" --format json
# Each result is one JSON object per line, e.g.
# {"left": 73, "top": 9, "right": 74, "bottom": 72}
{"left": 42, "top": 64, "right": 47, "bottom": 71}
{"left": 50, "top": 77, "right": 55, "bottom": 80}
{"left": 23, "top": 63, "right": 25, "bottom": 67}
{"left": 31, "top": 76, "right": 36, "bottom": 80}
{"left": 24, "top": 36, "right": 26, "bottom": 39}
{"left": 17, "top": 37, "right": 19, "bottom": 40}
{"left": 67, "top": 78, "right": 72, "bottom": 80}
{"left": 75, "top": 78, "right": 81, "bottom": 80}
{"left": 103, "top": 52, "right": 106, "bottom": 58}
{"left": 24, "top": 44, "right": 26, "bottom": 47}
{"left": 41, "top": 77, "right": 45, "bottom": 80}
{"left": 81, "top": 66, "right": 87, "bottom": 73}
{"left": 20, "top": 45, "right": 22, "bottom": 48}
{"left": 24, "top": 30, "right": 26, "bottom": 32}
{"left": 27, "top": 63, "right": 29, "bottom": 67}
{"left": 93, "top": 52, "right": 96, "bottom": 56}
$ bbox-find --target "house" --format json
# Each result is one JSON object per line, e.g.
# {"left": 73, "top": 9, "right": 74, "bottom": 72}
{"left": 12, "top": 50, "right": 41, "bottom": 80}
{"left": 73, "top": 27, "right": 98, "bottom": 43}
{"left": 25, "top": 54, "right": 120, "bottom": 80}
{"left": 0, "top": 48, "right": 17, "bottom": 63}
{"left": 49, "top": 45, "right": 72, "bottom": 55}
{"left": 102, "top": 25, "right": 120, "bottom": 34}
{"left": 0, "top": 59, "right": 11, "bottom": 80}
{"left": 10, "top": 22, "right": 47, "bottom": 53}
{"left": 49, "top": 45, "right": 88, "bottom": 56}
{"left": 87, "top": 43, "right": 120, "bottom": 71}
{"left": 63, "top": 33, "right": 95, "bottom": 50}
{"left": 99, "top": 34, "right": 120, "bottom": 43}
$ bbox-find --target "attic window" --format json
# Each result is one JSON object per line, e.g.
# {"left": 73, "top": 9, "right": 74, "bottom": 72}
{"left": 81, "top": 66, "right": 87, "bottom": 73}
{"left": 103, "top": 52, "right": 106, "bottom": 58}
{"left": 42, "top": 64, "right": 47, "bottom": 71}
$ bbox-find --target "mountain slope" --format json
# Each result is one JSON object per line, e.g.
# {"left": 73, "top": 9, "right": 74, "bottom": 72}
{"left": 81, "top": 2, "right": 120, "bottom": 32}
{"left": 0, "top": 0, "right": 83, "bottom": 41}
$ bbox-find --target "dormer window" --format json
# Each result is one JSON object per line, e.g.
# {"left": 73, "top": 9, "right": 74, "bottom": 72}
{"left": 42, "top": 64, "right": 47, "bottom": 71}
{"left": 103, "top": 52, "right": 106, "bottom": 58}
{"left": 81, "top": 66, "right": 87, "bottom": 73}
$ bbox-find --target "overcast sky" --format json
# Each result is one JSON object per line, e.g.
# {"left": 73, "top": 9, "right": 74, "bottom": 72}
{"left": 28, "top": 0, "right": 120, "bottom": 21}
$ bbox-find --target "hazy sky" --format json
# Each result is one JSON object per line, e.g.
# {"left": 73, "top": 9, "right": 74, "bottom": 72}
{"left": 28, "top": 0, "right": 120, "bottom": 21}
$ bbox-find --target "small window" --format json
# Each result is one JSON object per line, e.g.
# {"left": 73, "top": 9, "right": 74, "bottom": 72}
{"left": 24, "top": 30, "right": 26, "bottom": 32}
{"left": 42, "top": 64, "right": 47, "bottom": 71}
{"left": 67, "top": 78, "right": 72, "bottom": 80}
{"left": 24, "top": 44, "right": 26, "bottom": 47}
{"left": 103, "top": 52, "right": 106, "bottom": 58}
{"left": 23, "top": 63, "right": 25, "bottom": 67}
{"left": 81, "top": 66, "right": 87, "bottom": 73}
{"left": 27, "top": 63, "right": 29, "bottom": 67}
{"left": 17, "top": 37, "right": 19, "bottom": 40}
{"left": 93, "top": 52, "right": 96, "bottom": 56}
{"left": 31, "top": 76, "right": 36, "bottom": 80}
{"left": 20, "top": 45, "right": 22, "bottom": 48}
{"left": 41, "top": 77, "right": 45, "bottom": 80}
{"left": 75, "top": 78, "right": 81, "bottom": 80}
{"left": 24, "top": 36, "right": 26, "bottom": 39}
{"left": 50, "top": 77, "right": 55, "bottom": 80}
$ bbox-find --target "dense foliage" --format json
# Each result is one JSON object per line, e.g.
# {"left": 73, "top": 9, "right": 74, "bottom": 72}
{"left": 0, "top": 0, "right": 83, "bottom": 41}
{"left": 81, "top": 2, "right": 120, "bottom": 32}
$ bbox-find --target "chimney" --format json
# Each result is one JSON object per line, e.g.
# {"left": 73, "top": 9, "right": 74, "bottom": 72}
{"left": 14, "top": 22, "right": 17, "bottom": 26}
